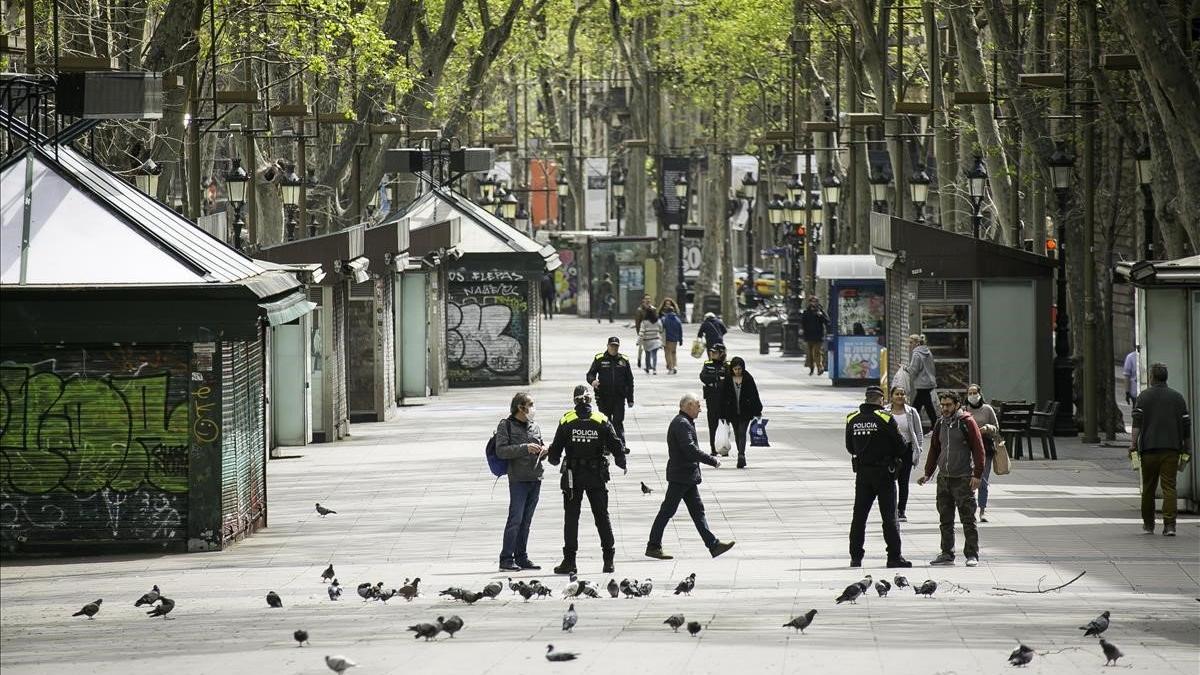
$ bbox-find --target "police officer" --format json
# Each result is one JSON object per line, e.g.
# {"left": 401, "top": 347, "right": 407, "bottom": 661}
{"left": 587, "top": 336, "right": 634, "bottom": 446}
{"left": 548, "top": 384, "right": 627, "bottom": 575}
{"left": 699, "top": 343, "right": 729, "bottom": 455}
{"left": 845, "top": 385, "right": 912, "bottom": 569}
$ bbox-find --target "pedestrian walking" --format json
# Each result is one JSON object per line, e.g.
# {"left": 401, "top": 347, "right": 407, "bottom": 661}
{"left": 660, "top": 299, "right": 684, "bottom": 375}
{"left": 964, "top": 384, "right": 999, "bottom": 523}
{"left": 720, "top": 356, "right": 763, "bottom": 469}
{"left": 547, "top": 385, "right": 628, "bottom": 574}
{"left": 697, "top": 312, "right": 728, "bottom": 349}
{"left": 886, "top": 385, "right": 924, "bottom": 523}
{"left": 845, "top": 386, "right": 912, "bottom": 568}
{"left": 541, "top": 272, "right": 556, "bottom": 320}
{"left": 645, "top": 393, "right": 736, "bottom": 560}
{"left": 586, "top": 336, "right": 635, "bottom": 448}
{"left": 639, "top": 307, "right": 664, "bottom": 374}
{"left": 495, "top": 392, "right": 546, "bottom": 571}
{"left": 699, "top": 343, "right": 729, "bottom": 455}
{"left": 634, "top": 294, "right": 653, "bottom": 368}
{"left": 799, "top": 296, "right": 830, "bottom": 376}
{"left": 1130, "top": 362, "right": 1191, "bottom": 536}
{"left": 596, "top": 273, "right": 615, "bottom": 323}
{"left": 918, "top": 391, "right": 986, "bottom": 567}
{"left": 904, "top": 334, "right": 939, "bottom": 429}
{"left": 1123, "top": 345, "right": 1140, "bottom": 405}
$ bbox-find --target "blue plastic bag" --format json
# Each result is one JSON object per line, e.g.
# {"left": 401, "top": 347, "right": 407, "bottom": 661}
{"left": 749, "top": 417, "right": 770, "bottom": 447}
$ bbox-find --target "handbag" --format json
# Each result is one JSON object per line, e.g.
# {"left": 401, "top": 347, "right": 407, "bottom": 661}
{"left": 690, "top": 338, "right": 706, "bottom": 359}
{"left": 749, "top": 417, "right": 770, "bottom": 447}
{"left": 714, "top": 420, "right": 732, "bottom": 456}
{"left": 993, "top": 437, "right": 1011, "bottom": 476}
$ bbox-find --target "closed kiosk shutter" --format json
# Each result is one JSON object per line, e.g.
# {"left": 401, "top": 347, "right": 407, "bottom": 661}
{"left": 332, "top": 283, "right": 349, "bottom": 438}
{"left": 381, "top": 277, "right": 396, "bottom": 410}
{"left": 220, "top": 333, "right": 267, "bottom": 543}
{"left": 528, "top": 282, "right": 541, "bottom": 382}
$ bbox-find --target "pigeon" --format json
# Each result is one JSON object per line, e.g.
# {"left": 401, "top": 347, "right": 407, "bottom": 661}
{"left": 324, "top": 655, "right": 357, "bottom": 673}
{"left": 673, "top": 573, "right": 696, "bottom": 595}
{"left": 664, "top": 614, "right": 686, "bottom": 632}
{"left": 266, "top": 591, "right": 283, "bottom": 608}
{"left": 328, "top": 580, "right": 343, "bottom": 601}
{"left": 835, "top": 583, "right": 863, "bottom": 604}
{"left": 545, "top": 644, "right": 579, "bottom": 662}
{"left": 855, "top": 575, "right": 873, "bottom": 593}
{"left": 315, "top": 503, "right": 336, "bottom": 517}
{"left": 442, "top": 615, "right": 464, "bottom": 638}
{"left": 641, "top": 481, "right": 652, "bottom": 494}
{"left": 517, "top": 584, "right": 536, "bottom": 602}
{"left": 376, "top": 588, "right": 398, "bottom": 603}
{"left": 914, "top": 580, "right": 938, "bottom": 597}
{"left": 1099, "top": 638, "right": 1123, "bottom": 666}
{"left": 460, "top": 590, "right": 483, "bottom": 605}
{"left": 439, "top": 586, "right": 467, "bottom": 601}
{"left": 321, "top": 564, "right": 335, "bottom": 583}
{"left": 508, "top": 578, "right": 522, "bottom": 594}
{"left": 579, "top": 585, "right": 600, "bottom": 599}
{"left": 408, "top": 618, "right": 443, "bottom": 641}
{"left": 783, "top": 609, "right": 817, "bottom": 633}
{"left": 481, "top": 581, "right": 503, "bottom": 599}
{"left": 1008, "top": 643, "right": 1034, "bottom": 667}
{"left": 134, "top": 585, "right": 160, "bottom": 607}
{"left": 357, "top": 582, "right": 376, "bottom": 601}
{"left": 72, "top": 599, "right": 102, "bottom": 619}
{"left": 893, "top": 575, "right": 910, "bottom": 589}
{"left": 686, "top": 620, "right": 702, "bottom": 637}
{"left": 146, "top": 596, "right": 175, "bottom": 619}
{"left": 639, "top": 578, "right": 654, "bottom": 597}
{"left": 535, "top": 584, "right": 554, "bottom": 599}
{"left": 620, "top": 579, "right": 640, "bottom": 598}
{"left": 562, "top": 576, "right": 580, "bottom": 598}
{"left": 398, "top": 578, "right": 421, "bottom": 601}
{"left": 562, "top": 603, "right": 578, "bottom": 632}
{"left": 607, "top": 578, "right": 619, "bottom": 598}
{"left": 294, "top": 629, "right": 309, "bottom": 647}
{"left": 875, "top": 581, "right": 890, "bottom": 598}
{"left": 1080, "top": 611, "right": 1110, "bottom": 637}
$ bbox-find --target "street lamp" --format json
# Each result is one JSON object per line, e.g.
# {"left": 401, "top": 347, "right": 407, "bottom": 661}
{"left": 556, "top": 171, "right": 569, "bottom": 228}
{"left": 1046, "top": 140, "right": 1076, "bottom": 436}
{"left": 224, "top": 158, "right": 249, "bottom": 250}
{"left": 868, "top": 168, "right": 890, "bottom": 213}
{"left": 821, "top": 170, "right": 841, "bottom": 253}
{"left": 965, "top": 155, "right": 988, "bottom": 238}
{"left": 515, "top": 202, "right": 530, "bottom": 236}
{"left": 134, "top": 158, "right": 162, "bottom": 197}
{"left": 1135, "top": 142, "right": 1154, "bottom": 260}
{"left": 611, "top": 168, "right": 626, "bottom": 235}
{"left": 805, "top": 191, "right": 823, "bottom": 297}
{"left": 768, "top": 194, "right": 786, "bottom": 226}
{"left": 786, "top": 173, "right": 804, "bottom": 204}
{"left": 909, "top": 164, "right": 931, "bottom": 225}
{"left": 738, "top": 171, "right": 760, "bottom": 306}
{"left": 674, "top": 172, "right": 690, "bottom": 311}
{"left": 305, "top": 169, "right": 320, "bottom": 237}
{"left": 479, "top": 173, "right": 497, "bottom": 202}
{"left": 280, "top": 163, "right": 302, "bottom": 241}
{"left": 500, "top": 188, "right": 519, "bottom": 220}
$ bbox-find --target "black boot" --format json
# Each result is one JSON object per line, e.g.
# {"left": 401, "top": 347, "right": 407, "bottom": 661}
{"left": 553, "top": 548, "right": 577, "bottom": 575}
{"left": 737, "top": 453, "right": 746, "bottom": 469}
{"left": 602, "top": 548, "right": 615, "bottom": 574}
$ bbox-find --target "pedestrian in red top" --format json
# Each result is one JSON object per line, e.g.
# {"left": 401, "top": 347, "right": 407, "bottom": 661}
{"left": 917, "top": 391, "right": 986, "bottom": 567}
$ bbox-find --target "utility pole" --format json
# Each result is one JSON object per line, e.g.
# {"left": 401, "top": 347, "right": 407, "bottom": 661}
{"left": 1081, "top": 6, "right": 1099, "bottom": 444}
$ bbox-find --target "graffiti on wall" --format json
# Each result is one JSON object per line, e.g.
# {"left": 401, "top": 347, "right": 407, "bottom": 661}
{"left": 446, "top": 268, "right": 528, "bottom": 384}
{"left": 0, "top": 347, "right": 192, "bottom": 546}
{"left": 555, "top": 250, "right": 578, "bottom": 311}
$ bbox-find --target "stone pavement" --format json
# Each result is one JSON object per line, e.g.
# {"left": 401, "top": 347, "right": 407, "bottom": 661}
{"left": 1, "top": 315, "right": 1197, "bottom": 675}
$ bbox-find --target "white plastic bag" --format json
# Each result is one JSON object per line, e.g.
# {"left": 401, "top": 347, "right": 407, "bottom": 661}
{"left": 714, "top": 421, "right": 732, "bottom": 456}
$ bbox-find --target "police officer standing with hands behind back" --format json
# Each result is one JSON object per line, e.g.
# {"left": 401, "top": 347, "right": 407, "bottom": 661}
{"left": 548, "top": 385, "right": 628, "bottom": 575}
{"left": 845, "top": 386, "right": 912, "bottom": 569}
{"left": 587, "top": 337, "right": 635, "bottom": 448}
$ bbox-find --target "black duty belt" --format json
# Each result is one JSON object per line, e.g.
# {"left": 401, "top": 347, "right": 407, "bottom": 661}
{"left": 564, "top": 457, "right": 607, "bottom": 468}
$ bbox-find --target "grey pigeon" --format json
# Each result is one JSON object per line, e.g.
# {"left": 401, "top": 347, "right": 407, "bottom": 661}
{"left": 673, "top": 573, "right": 696, "bottom": 595}
{"left": 783, "top": 609, "right": 817, "bottom": 633}
{"left": 439, "top": 586, "right": 466, "bottom": 601}
{"left": 875, "top": 581, "right": 890, "bottom": 598}
{"left": 134, "top": 585, "right": 160, "bottom": 607}
{"left": 481, "top": 581, "right": 503, "bottom": 599}
{"left": 836, "top": 583, "right": 863, "bottom": 604}
{"left": 376, "top": 588, "right": 397, "bottom": 603}
{"left": 893, "top": 575, "right": 910, "bottom": 588}
{"left": 855, "top": 575, "right": 873, "bottom": 593}
{"left": 562, "top": 603, "right": 578, "bottom": 632}
{"left": 357, "top": 582, "right": 375, "bottom": 601}
{"left": 607, "top": 579, "right": 619, "bottom": 598}
{"left": 408, "top": 617, "right": 444, "bottom": 641}
{"left": 72, "top": 599, "right": 102, "bottom": 619}
{"left": 639, "top": 578, "right": 654, "bottom": 596}
{"left": 561, "top": 577, "right": 580, "bottom": 598}
{"left": 664, "top": 614, "right": 685, "bottom": 632}
{"left": 146, "top": 596, "right": 175, "bottom": 619}
{"left": 460, "top": 590, "right": 483, "bottom": 605}
{"left": 686, "top": 621, "right": 702, "bottom": 637}
{"left": 294, "top": 629, "right": 309, "bottom": 647}
{"left": 641, "top": 481, "right": 652, "bottom": 494}
{"left": 398, "top": 578, "right": 421, "bottom": 601}
{"left": 535, "top": 584, "right": 554, "bottom": 599}
{"left": 321, "top": 564, "right": 335, "bottom": 583}
{"left": 620, "top": 579, "right": 640, "bottom": 598}
{"left": 508, "top": 578, "right": 521, "bottom": 594}
{"left": 315, "top": 503, "right": 336, "bottom": 517}
{"left": 914, "top": 580, "right": 938, "bottom": 597}
{"left": 442, "top": 615, "right": 464, "bottom": 638}
{"left": 1099, "top": 638, "right": 1123, "bottom": 666}
{"left": 545, "top": 644, "right": 578, "bottom": 662}
{"left": 328, "top": 580, "right": 342, "bottom": 601}
{"left": 517, "top": 584, "right": 536, "bottom": 602}
{"left": 266, "top": 591, "right": 283, "bottom": 608}
{"left": 324, "top": 655, "right": 357, "bottom": 673}
{"left": 1080, "top": 611, "right": 1110, "bottom": 637}
{"left": 579, "top": 585, "right": 600, "bottom": 599}
{"left": 1008, "top": 644, "right": 1034, "bottom": 667}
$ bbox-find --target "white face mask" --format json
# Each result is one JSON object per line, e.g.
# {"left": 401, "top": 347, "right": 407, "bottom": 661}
{"left": 968, "top": 394, "right": 982, "bottom": 405}
{"left": 524, "top": 406, "right": 536, "bottom": 421}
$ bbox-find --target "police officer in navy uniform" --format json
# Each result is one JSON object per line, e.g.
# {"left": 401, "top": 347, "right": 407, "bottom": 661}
{"left": 699, "top": 343, "right": 729, "bottom": 454}
{"left": 845, "top": 385, "right": 912, "bottom": 569}
{"left": 586, "top": 337, "right": 635, "bottom": 447}
{"left": 548, "top": 384, "right": 628, "bottom": 575}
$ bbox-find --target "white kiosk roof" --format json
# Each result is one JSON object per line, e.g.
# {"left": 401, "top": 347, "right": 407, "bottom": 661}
{"left": 816, "top": 254, "right": 885, "bottom": 280}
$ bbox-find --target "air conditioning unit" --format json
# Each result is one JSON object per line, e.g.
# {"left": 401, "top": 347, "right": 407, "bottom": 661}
{"left": 56, "top": 71, "right": 163, "bottom": 119}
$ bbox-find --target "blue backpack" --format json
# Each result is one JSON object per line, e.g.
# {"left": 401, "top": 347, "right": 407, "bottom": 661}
{"left": 485, "top": 420, "right": 511, "bottom": 477}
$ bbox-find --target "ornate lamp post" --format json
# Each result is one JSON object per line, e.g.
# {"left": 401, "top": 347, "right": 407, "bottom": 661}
{"left": 500, "top": 188, "right": 519, "bottom": 221}
{"left": 807, "top": 190, "right": 823, "bottom": 297}
{"left": 515, "top": 202, "right": 530, "bottom": 236}
{"left": 738, "top": 171, "right": 760, "bottom": 305}
{"left": 556, "top": 171, "right": 569, "bottom": 228}
{"left": 611, "top": 168, "right": 626, "bottom": 235}
{"left": 821, "top": 170, "right": 841, "bottom": 253}
{"left": 479, "top": 173, "right": 497, "bottom": 203}
{"left": 224, "top": 158, "right": 249, "bottom": 250}
{"left": 134, "top": 158, "right": 162, "bottom": 197}
{"left": 909, "top": 164, "right": 931, "bottom": 225}
{"left": 869, "top": 168, "right": 890, "bottom": 214}
{"left": 674, "top": 172, "right": 690, "bottom": 310}
{"left": 280, "top": 163, "right": 302, "bottom": 241}
{"left": 1047, "top": 140, "right": 1076, "bottom": 436}
{"left": 966, "top": 155, "right": 988, "bottom": 238}
{"left": 1135, "top": 142, "right": 1154, "bottom": 260}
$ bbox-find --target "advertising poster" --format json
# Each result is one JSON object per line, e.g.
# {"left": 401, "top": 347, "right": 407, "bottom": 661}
{"left": 839, "top": 336, "right": 881, "bottom": 380}
{"left": 583, "top": 157, "right": 609, "bottom": 231}
{"left": 729, "top": 155, "right": 759, "bottom": 231}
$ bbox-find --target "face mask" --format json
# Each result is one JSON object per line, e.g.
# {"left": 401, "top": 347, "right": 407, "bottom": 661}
{"left": 525, "top": 406, "right": 536, "bottom": 420}
{"left": 968, "top": 394, "right": 982, "bottom": 405}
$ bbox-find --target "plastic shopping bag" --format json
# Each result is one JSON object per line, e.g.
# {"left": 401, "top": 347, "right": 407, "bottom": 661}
{"left": 749, "top": 417, "right": 770, "bottom": 447}
{"left": 714, "top": 421, "right": 732, "bottom": 456}
{"left": 690, "top": 339, "right": 706, "bottom": 359}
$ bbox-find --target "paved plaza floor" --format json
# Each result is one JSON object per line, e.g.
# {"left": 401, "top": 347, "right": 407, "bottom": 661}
{"left": 1, "top": 315, "right": 1197, "bottom": 674}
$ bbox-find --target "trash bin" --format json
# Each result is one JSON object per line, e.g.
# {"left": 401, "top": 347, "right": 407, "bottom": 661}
{"left": 702, "top": 295, "right": 722, "bottom": 316}
{"left": 759, "top": 327, "right": 770, "bottom": 354}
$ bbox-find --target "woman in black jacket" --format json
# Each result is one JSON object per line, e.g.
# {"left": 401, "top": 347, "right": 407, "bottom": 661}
{"left": 720, "top": 356, "right": 763, "bottom": 468}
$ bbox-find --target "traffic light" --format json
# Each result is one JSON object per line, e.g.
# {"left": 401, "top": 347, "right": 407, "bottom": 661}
{"left": 1046, "top": 237, "right": 1058, "bottom": 258}
{"left": 793, "top": 224, "right": 807, "bottom": 239}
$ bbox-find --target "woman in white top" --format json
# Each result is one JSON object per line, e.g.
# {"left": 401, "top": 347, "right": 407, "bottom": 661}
{"left": 638, "top": 307, "right": 664, "bottom": 374}
{"left": 888, "top": 385, "right": 925, "bottom": 522}
{"left": 965, "top": 383, "right": 1000, "bottom": 522}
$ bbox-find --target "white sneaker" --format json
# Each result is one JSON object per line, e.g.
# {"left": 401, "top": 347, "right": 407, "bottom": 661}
{"left": 965, "top": 557, "right": 979, "bottom": 567}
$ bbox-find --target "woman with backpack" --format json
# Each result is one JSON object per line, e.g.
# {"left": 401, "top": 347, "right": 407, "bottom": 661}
{"left": 493, "top": 392, "right": 546, "bottom": 571}
{"left": 639, "top": 307, "right": 665, "bottom": 375}
{"left": 720, "top": 356, "right": 763, "bottom": 469}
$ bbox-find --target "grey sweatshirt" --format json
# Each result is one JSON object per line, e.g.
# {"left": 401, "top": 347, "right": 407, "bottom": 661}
{"left": 494, "top": 416, "right": 545, "bottom": 482}
{"left": 905, "top": 345, "right": 938, "bottom": 389}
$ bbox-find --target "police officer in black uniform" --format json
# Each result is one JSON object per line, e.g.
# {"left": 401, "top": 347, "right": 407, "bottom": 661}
{"left": 586, "top": 337, "right": 634, "bottom": 446}
{"left": 548, "top": 384, "right": 627, "bottom": 575}
{"left": 845, "top": 385, "right": 913, "bottom": 569}
{"left": 699, "top": 343, "right": 729, "bottom": 454}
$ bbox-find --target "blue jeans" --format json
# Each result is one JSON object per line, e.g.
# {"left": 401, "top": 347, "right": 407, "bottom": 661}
{"left": 500, "top": 480, "right": 541, "bottom": 563}
{"left": 978, "top": 455, "right": 993, "bottom": 510}
{"left": 645, "top": 348, "right": 659, "bottom": 371}
{"left": 648, "top": 481, "right": 718, "bottom": 550}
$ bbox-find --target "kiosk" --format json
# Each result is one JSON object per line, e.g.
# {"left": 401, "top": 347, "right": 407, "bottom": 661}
{"left": 818, "top": 255, "right": 887, "bottom": 385}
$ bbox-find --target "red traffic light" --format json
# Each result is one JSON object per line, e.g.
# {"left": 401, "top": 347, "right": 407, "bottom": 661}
{"left": 794, "top": 224, "right": 807, "bottom": 238}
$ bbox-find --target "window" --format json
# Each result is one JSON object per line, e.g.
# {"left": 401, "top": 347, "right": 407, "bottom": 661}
{"left": 920, "top": 303, "right": 971, "bottom": 389}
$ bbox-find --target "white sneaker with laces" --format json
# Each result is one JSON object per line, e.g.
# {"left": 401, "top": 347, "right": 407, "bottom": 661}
{"left": 965, "top": 557, "right": 979, "bottom": 567}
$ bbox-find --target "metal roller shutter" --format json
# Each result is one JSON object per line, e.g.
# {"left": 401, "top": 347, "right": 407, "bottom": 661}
{"left": 332, "top": 283, "right": 349, "bottom": 438}
{"left": 220, "top": 333, "right": 266, "bottom": 544}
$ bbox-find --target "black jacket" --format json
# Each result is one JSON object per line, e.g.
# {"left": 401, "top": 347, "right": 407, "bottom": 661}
{"left": 699, "top": 358, "right": 729, "bottom": 404}
{"left": 721, "top": 372, "right": 763, "bottom": 424}
{"left": 494, "top": 416, "right": 545, "bottom": 482}
{"left": 540, "top": 273, "right": 556, "bottom": 297}
{"left": 587, "top": 351, "right": 635, "bottom": 405}
{"left": 845, "top": 403, "right": 907, "bottom": 469}
{"left": 548, "top": 404, "right": 626, "bottom": 487}
{"left": 697, "top": 317, "right": 728, "bottom": 347}
{"left": 665, "top": 412, "right": 719, "bottom": 484}
{"left": 1132, "top": 383, "right": 1191, "bottom": 452}
{"left": 800, "top": 306, "right": 830, "bottom": 342}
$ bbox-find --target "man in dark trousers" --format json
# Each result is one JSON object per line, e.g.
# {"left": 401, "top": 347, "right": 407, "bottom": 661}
{"left": 1130, "top": 362, "right": 1191, "bottom": 536}
{"left": 800, "top": 295, "right": 830, "bottom": 376}
{"left": 645, "top": 392, "right": 735, "bottom": 560}
{"left": 587, "top": 337, "right": 635, "bottom": 447}
{"left": 548, "top": 385, "right": 627, "bottom": 575}
{"left": 699, "top": 343, "right": 729, "bottom": 455}
{"left": 596, "top": 273, "right": 615, "bottom": 323}
{"left": 697, "top": 312, "right": 728, "bottom": 348}
{"left": 918, "top": 391, "right": 986, "bottom": 567}
{"left": 845, "top": 386, "right": 912, "bottom": 568}
{"left": 540, "top": 271, "right": 556, "bottom": 320}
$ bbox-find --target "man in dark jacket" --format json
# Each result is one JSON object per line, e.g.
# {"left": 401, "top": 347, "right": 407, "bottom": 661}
{"left": 495, "top": 392, "right": 546, "bottom": 571}
{"left": 845, "top": 386, "right": 911, "bottom": 568}
{"left": 596, "top": 273, "right": 615, "bottom": 323}
{"left": 697, "top": 312, "right": 728, "bottom": 348}
{"left": 587, "top": 337, "right": 635, "bottom": 446}
{"left": 540, "top": 272, "right": 556, "bottom": 320}
{"left": 800, "top": 296, "right": 830, "bottom": 376}
{"left": 548, "top": 385, "right": 627, "bottom": 575}
{"left": 918, "top": 391, "right": 986, "bottom": 567}
{"left": 645, "top": 392, "right": 735, "bottom": 560}
{"left": 1130, "top": 362, "right": 1192, "bottom": 536}
{"left": 699, "top": 343, "right": 729, "bottom": 455}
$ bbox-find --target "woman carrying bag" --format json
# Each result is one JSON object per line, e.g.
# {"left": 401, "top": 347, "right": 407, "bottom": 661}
{"left": 720, "top": 356, "right": 763, "bottom": 469}
{"left": 638, "top": 307, "right": 665, "bottom": 375}
{"left": 965, "top": 383, "right": 1000, "bottom": 523}
{"left": 887, "top": 385, "right": 925, "bottom": 522}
